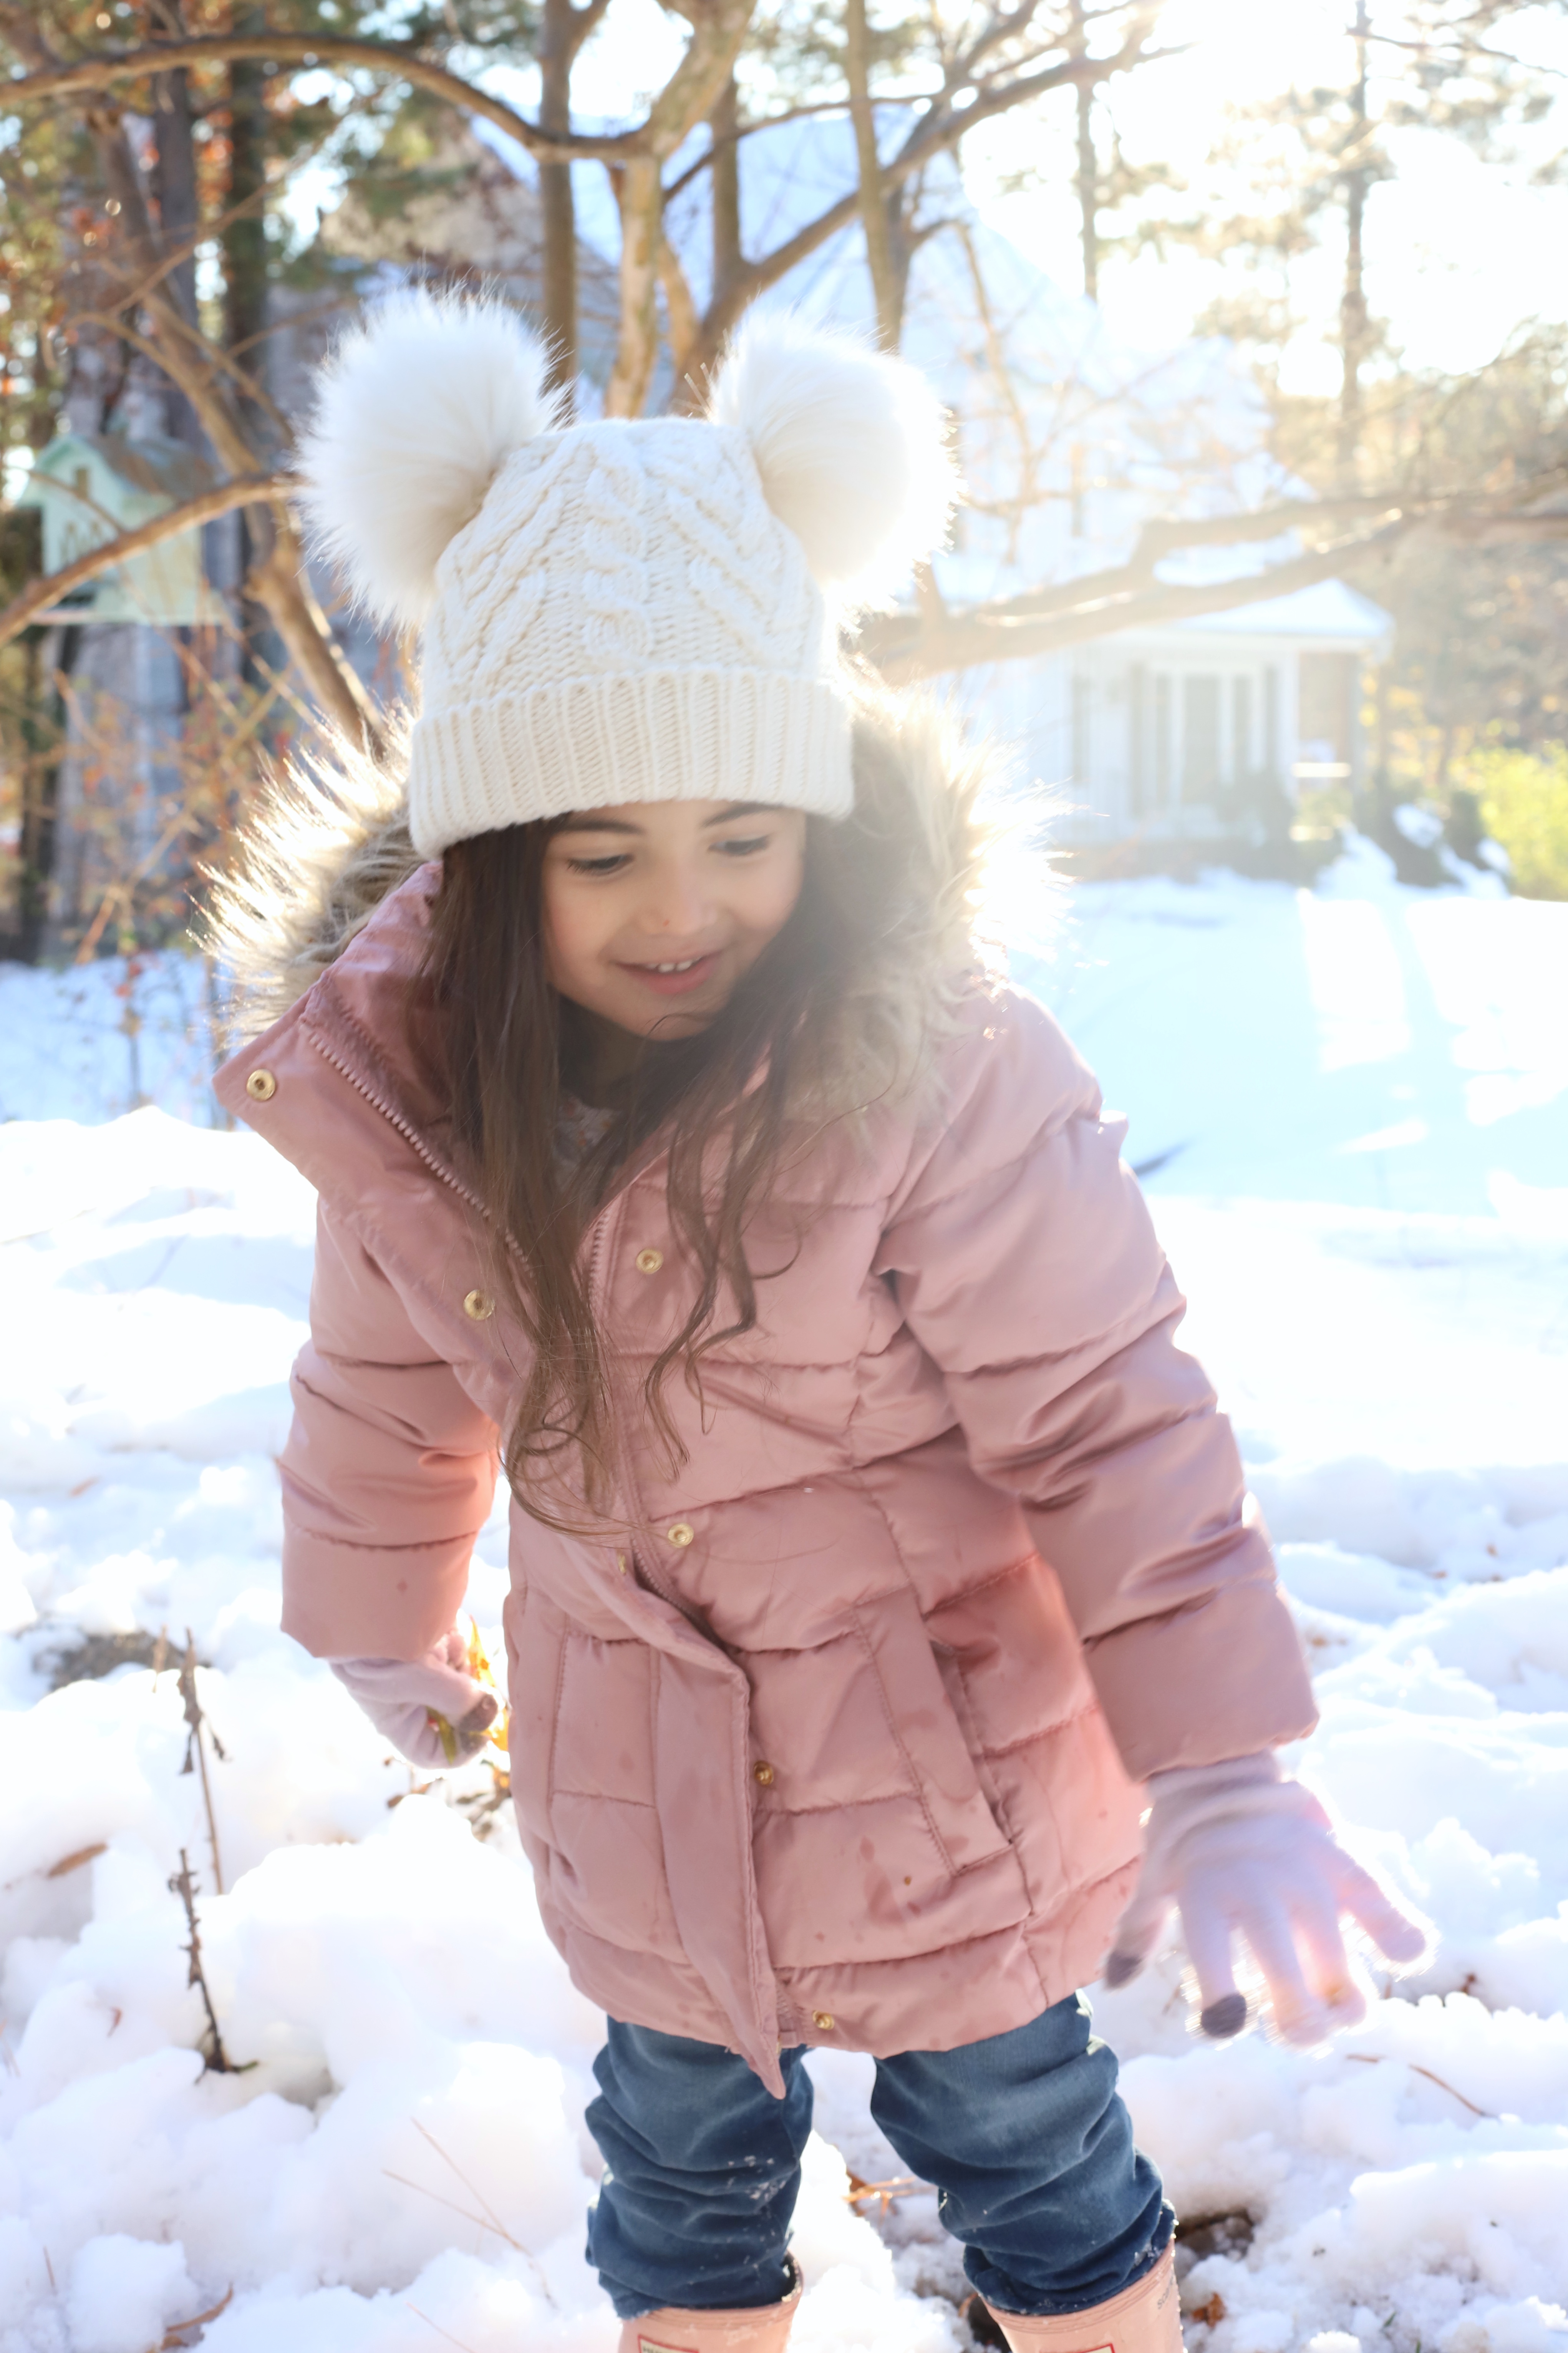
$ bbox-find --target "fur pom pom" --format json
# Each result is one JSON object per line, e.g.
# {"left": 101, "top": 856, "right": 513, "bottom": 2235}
{"left": 297, "top": 290, "right": 558, "bottom": 631}
{"left": 708, "top": 313, "right": 958, "bottom": 598}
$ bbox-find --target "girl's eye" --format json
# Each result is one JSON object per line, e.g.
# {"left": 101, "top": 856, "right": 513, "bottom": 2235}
{"left": 713, "top": 833, "right": 772, "bottom": 859}
{"left": 565, "top": 852, "right": 633, "bottom": 876}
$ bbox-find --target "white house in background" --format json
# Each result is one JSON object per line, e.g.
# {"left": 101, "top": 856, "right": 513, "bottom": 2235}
{"left": 509, "top": 110, "right": 1395, "bottom": 842}
{"left": 969, "top": 580, "right": 1392, "bottom": 841}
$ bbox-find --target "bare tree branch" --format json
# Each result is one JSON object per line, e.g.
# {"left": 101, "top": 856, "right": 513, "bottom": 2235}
{"left": 864, "top": 488, "right": 1568, "bottom": 679}
{"left": 7, "top": 33, "right": 618, "bottom": 164}
{"left": 679, "top": 33, "right": 1154, "bottom": 383}
{"left": 846, "top": 0, "right": 900, "bottom": 348}
{"left": 867, "top": 524, "right": 1414, "bottom": 677}
{"left": 657, "top": 225, "right": 702, "bottom": 385}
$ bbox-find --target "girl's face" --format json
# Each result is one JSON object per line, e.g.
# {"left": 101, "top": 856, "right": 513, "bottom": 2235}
{"left": 541, "top": 798, "right": 807, "bottom": 1046}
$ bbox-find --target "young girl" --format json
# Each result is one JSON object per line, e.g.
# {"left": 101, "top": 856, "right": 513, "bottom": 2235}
{"left": 216, "top": 295, "right": 1424, "bottom": 2353}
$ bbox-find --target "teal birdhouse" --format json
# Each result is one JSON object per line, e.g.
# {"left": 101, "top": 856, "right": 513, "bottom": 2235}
{"left": 18, "top": 431, "right": 226, "bottom": 627}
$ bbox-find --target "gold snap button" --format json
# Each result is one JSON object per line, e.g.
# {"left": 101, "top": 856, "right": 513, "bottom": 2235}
{"left": 666, "top": 1522, "right": 694, "bottom": 1548}
{"left": 245, "top": 1067, "right": 277, "bottom": 1101}
{"left": 463, "top": 1289, "right": 495, "bottom": 1321}
{"left": 753, "top": 1761, "right": 775, "bottom": 1787}
{"left": 635, "top": 1248, "right": 664, "bottom": 1275}
{"left": 812, "top": 2011, "right": 835, "bottom": 2033}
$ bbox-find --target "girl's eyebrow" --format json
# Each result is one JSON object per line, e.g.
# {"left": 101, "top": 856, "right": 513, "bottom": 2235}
{"left": 555, "top": 801, "right": 777, "bottom": 837}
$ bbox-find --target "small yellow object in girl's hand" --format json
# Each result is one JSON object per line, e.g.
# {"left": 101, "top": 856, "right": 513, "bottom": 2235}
{"left": 463, "top": 1616, "right": 511, "bottom": 1756}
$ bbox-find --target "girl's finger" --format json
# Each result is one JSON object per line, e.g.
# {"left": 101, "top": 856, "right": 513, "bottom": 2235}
{"left": 1289, "top": 1883, "right": 1367, "bottom": 2029}
{"left": 1104, "top": 1881, "right": 1175, "bottom": 1985}
{"left": 1230, "top": 1890, "right": 1329, "bottom": 2047}
{"left": 1333, "top": 1854, "right": 1430, "bottom": 1965}
{"left": 1288, "top": 1880, "right": 1353, "bottom": 2000}
{"left": 1178, "top": 1890, "right": 1248, "bottom": 2038}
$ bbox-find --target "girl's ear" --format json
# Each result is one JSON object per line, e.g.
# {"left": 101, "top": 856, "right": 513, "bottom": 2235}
{"left": 706, "top": 311, "right": 960, "bottom": 602}
{"left": 297, "top": 289, "right": 560, "bottom": 632}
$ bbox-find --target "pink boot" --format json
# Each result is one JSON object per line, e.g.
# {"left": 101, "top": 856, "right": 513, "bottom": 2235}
{"left": 986, "top": 2245, "right": 1183, "bottom": 2353}
{"left": 617, "top": 2263, "right": 803, "bottom": 2353}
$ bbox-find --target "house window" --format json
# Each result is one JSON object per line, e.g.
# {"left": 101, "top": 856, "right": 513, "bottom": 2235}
{"left": 1071, "top": 673, "right": 1092, "bottom": 787}
{"left": 1154, "top": 675, "right": 1171, "bottom": 807}
{"left": 1128, "top": 664, "right": 1147, "bottom": 817}
{"left": 1264, "top": 666, "right": 1280, "bottom": 787}
{"left": 1231, "top": 675, "right": 1253, "bottom": 781}
{"left": 1183, "top": 675, "right": 1220, "bottom": 803}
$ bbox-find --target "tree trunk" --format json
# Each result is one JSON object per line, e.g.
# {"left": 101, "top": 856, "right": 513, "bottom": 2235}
{"left": 710, "top": 72, "right": 742, "bottom": 322}
{"left": 1338, "top": 0, "right": 1370, "bottom": 482}
{"left": 1071, "top": 0, "right": 1099, "bottom": 303}
{"left": 845, "top": 0, "right": 899, "bottom": 349}
{"left": 224, "top": 7, "right": 271, "bottom": 682}
{"left": 16, "top": 627, "right": 72, "bottom": 961}
{"left": 883, "top": 187, "right": 916, "bottom": 348}
{"left": 224, "top": 9, "right": 269, "bottom": 414}
{"left": 147, "top": 4, "right": 202, "bottom": 444}
{"left": 539, "top": 0, "right": 578, "bottom": 405}
{"left": 605, "top": 157, "right": 663, "bottom": 418}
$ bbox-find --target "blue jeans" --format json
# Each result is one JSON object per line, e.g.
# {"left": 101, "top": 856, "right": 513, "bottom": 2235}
{"left": 585, "top": 1995, "right": 1172, "bottom": 2320}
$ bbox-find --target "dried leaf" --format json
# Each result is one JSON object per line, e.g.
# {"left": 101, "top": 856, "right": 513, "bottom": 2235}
{"left": 46, "top": 1841, "right": 107, "bottom": 1878}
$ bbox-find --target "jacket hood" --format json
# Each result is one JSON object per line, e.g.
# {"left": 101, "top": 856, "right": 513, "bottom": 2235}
{"left": 206, "top": 686, "right": 1046, "bottom": 1123}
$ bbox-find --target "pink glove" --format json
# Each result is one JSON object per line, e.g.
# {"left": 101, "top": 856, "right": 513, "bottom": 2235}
{"left": 330, "top": 1628, "right": 499, "bottom": 1770}
{"left": 1104, "top": 1752, "right": 1429, "bottom": 2046}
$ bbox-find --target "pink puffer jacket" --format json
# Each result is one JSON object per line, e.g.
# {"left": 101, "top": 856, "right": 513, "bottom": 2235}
{"left": 215, "top": 778, "right": 1314, "bottom": 2098}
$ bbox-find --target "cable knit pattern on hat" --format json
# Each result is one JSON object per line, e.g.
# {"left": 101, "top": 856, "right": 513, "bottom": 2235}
{"left": 295, "top": 293, "right": 960, "bottom": 855}
{"left": 409, "top": 419, "right": 846, "bottom": 854}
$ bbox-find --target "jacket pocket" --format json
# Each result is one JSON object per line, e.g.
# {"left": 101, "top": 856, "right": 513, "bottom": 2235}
{"left": 854, "top": 1589, "right": 1016, "bottom": 1877}
{"left": 748, "top": 1591, "right": 1031, "bottom": 1969}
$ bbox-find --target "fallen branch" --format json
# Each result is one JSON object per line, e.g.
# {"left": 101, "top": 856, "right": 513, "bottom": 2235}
{"left": 177, "top": 1631, "right": 227, "bottom": 1898}
{"left": 156, "top": 2286, "right": 235, "bottom": 2349}
{"left": 1344, "top": 2051, "right": 1493, "bottom": 2119}
{"left": 45, "top": 1842, "right": 108, "bottom": 1879}
{"left": 167, "top": 1847, "right": 248, "bottom": 2075}
{"left": 0, "top": 474, "right": 280, "bottom": 650}
{"left": 387, "top": 2121, "right": 557, "bottom": 2304}
{"left": 404, "top": 2306, "right": 482, "bottom": 2353}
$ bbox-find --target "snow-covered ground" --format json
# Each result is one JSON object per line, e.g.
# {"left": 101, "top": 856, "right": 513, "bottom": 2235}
{"left": 2, "top": 839, "right": 1566, "bottom": 2353}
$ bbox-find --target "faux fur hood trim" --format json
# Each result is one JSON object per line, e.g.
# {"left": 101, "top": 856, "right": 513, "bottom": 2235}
{"left": 206, "top": 685, "right": 1044, "bottom": 1124}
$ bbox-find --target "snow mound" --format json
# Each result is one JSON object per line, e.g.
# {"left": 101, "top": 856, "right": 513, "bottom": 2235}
{"left": 1, "top": 857, "right": 1566, "bottom": 2346}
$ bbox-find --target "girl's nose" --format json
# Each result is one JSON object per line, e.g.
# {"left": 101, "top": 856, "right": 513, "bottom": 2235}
{"left": 642, "top": 860, "right": 711, "bottom": 936}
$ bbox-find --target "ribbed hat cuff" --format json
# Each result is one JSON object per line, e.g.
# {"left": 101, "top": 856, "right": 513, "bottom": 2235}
{"left": 408, "top": 669, "right": 854, "bottom": 855}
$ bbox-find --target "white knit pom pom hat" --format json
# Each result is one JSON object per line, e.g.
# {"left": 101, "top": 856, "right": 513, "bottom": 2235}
{"left": 296, "top": 292, "right": 958, "bottom": 856}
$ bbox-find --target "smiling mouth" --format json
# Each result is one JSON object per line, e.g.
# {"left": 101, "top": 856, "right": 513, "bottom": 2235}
{"left": 618, "top": 949, "right": 723, "bottom": 996}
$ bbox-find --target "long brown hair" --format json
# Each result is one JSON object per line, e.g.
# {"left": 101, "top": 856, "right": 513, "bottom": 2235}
{"left": 414, "top": 703, "right": 982, "bottom": 1527}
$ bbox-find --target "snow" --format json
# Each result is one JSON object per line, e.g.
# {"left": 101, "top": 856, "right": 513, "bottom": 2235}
{"left": 2, "top": 843, "right": 1566, "bottom": 2351}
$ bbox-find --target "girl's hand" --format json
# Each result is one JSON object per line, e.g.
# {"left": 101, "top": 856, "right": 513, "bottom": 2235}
{"left": 1104, "top": 1752, "right": 1429, "bottom": 2047}
{"left": 330, "top": 1626, "right": 500, "bottom": 1770}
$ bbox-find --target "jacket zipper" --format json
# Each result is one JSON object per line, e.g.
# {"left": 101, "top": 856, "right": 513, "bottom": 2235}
{"left": 583, "top": 1186, "right": 689, "bottom": 1617}
{"left": 304, "top": 1021, "right": 492, "bottom": 1228}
